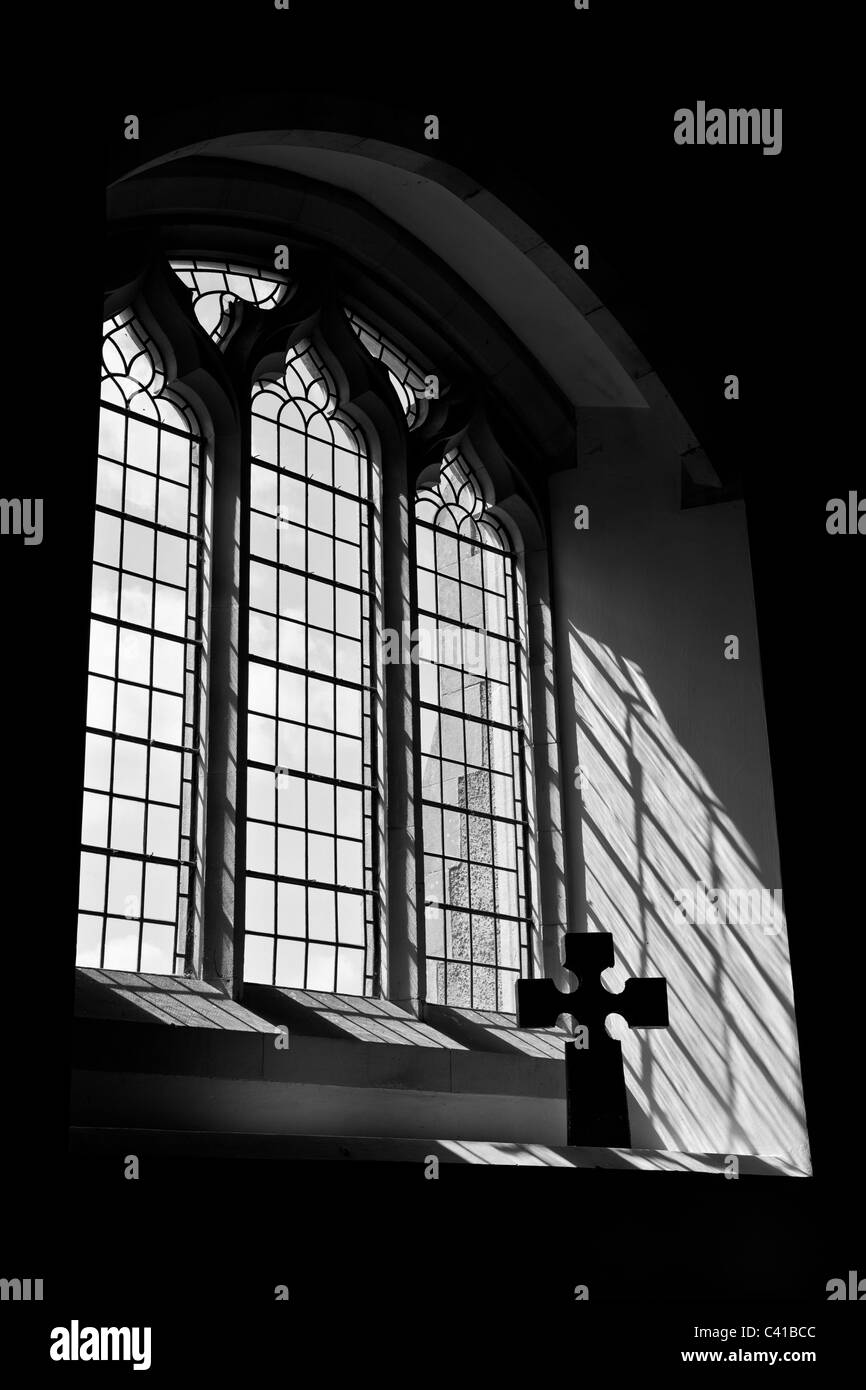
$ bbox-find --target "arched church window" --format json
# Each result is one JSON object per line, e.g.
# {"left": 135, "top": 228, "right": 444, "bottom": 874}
{"left": 243, "top": 339, "right": 381, "bottom": 995}
{"left": 415, "top": 452, "right": 533, "bottom": 1011}
{"left": 79, "top": 256, "right": 544, "bottom": 1012}
{"left": 77, "top": 309, "right": 210, "bottom": 973}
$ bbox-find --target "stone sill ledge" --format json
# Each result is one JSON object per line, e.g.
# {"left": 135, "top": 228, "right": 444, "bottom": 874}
{"left": 75, "top": 969, "right": 569, "bottom": 1045}
{"left": 71, "top": 970, "right": 811, "bottom": 1176}
{"left": 73, "top": 1019, "right": 566, "bottom": 1097}
{"left": 73, "top": 968, "right": 572, "bottom": 1106}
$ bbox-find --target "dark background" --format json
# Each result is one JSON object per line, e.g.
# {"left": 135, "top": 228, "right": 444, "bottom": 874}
{"left": 2, "top": 0, "right": 861, "bottom": 1367}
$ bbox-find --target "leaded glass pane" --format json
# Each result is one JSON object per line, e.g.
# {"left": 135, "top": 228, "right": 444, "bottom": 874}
{"left": 244, "top": 339, "right": 381, "bottom": 996}
{"left": 417, "top": 453, "right": 532, "bottom": 1011}
{"left": 77, "top": 309, "right": 209, "bottom": 974}
{"left": 346, "top": 310, "right": 429, "bottom": 429}
{"left": 171, "top": 259, "right": 289, "bottom": 349}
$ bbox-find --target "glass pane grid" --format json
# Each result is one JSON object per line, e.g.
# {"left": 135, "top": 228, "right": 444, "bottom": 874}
{"left": 78, "top": 312, "right": 206, "bottom": 975}
{"left": 244, "top": 340, "right": 380, "bottom": 995}
{"left": 417, "top": 454, "right": 532, "bottom": 1013}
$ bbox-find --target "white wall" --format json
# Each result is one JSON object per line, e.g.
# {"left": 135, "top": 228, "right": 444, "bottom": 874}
{"left": 549, "top": 405, "right": 810, "bottom": 1167}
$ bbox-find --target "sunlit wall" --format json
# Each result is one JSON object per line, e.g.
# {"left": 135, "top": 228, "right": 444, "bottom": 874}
{"left": 549, "top": 408, "right": 809, "bottom": 1167}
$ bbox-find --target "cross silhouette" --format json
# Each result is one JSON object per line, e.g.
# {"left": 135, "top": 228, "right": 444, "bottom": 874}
{"left": 516, "top": 932, "right": 669, "bottom": 1147}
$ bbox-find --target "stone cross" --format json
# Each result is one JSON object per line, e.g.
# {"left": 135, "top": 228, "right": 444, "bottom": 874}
{"left": 516, "top": 931, "right": 669, "bottom": 1147}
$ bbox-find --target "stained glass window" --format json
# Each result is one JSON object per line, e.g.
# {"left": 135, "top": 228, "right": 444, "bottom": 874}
{"left": 171, "top": 259, "right": 289, "bottom": 348}
{"left": 77, "top": 308, "right": 210, "bottom": 973}
{"left": 243, "top": 339, "right": 382, "bottom": 995}
{"left": 416, "top": 453, "right": 532, "bottom": 1011}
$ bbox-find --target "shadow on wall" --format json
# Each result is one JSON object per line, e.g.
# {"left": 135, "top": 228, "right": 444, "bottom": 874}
{"left": 567, "top": 625, "right": 808, "bottom": 1164}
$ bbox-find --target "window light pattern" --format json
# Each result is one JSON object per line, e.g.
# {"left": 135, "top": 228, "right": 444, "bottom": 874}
{"left": 78, "top": 308, "right": 209, "bottom": 973}
{"left": 346, "top": 310, "right": 429, "bottom": 429}
{"left": 416, "top": 453, "right": 532, "bottom": 1011}
{"left": 244, "top": 339, "right": 382, "bottom": 996}
{"left": 171, "top": 259, "right": 289, "bottom": 348}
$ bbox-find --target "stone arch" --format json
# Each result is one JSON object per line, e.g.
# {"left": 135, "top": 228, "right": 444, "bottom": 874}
{"left": 118, "top": 129, "right": 646, "bottom": 409}
{"left": 111, "top": 128, "right": 719, "bottom": 499}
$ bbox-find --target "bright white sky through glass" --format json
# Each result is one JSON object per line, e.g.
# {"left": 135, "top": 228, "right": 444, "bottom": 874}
{"left": 243, "top": 338, "right": 381, "bottom": 996}
{"left": 78, "top": 309, "right": 205, "bottom": 975}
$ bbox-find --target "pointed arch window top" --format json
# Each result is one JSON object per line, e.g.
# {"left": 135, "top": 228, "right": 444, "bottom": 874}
{"left": 101, "top": 308, "right": 198, "bottom": 434}
{"left": 252, "top": 338, "right": 359, "bottom": 431}
{"left": 170, "top": 259, "right": 290, "bottom": 349}
{"left": 346, "top": 310, "right": 430, "bottom": 430}
{"left": 280, "top": 338, "right": 340, "bottom": 414}
{"left": 415, "top": 452, "right": 508, "bottom": 550}
{"left": 251, "top": 338, "right": 371, "bottom": 497}
{"left": 252, "top": 337, "right": 340, "bottom": 414}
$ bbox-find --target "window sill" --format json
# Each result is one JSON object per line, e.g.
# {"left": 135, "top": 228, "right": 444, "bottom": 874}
{"left": 73, "top": 970, "right": 571, "bottom": 1092}
{"left": 70, "top": 970, "right": 809, "bottom": 1176}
